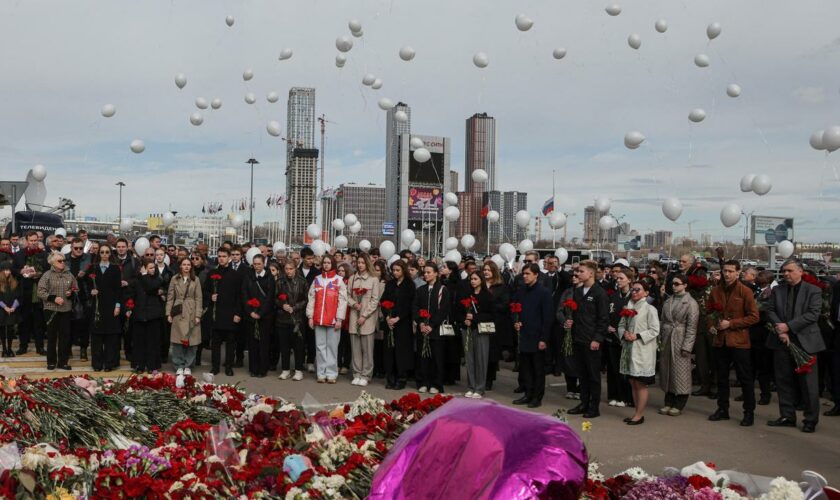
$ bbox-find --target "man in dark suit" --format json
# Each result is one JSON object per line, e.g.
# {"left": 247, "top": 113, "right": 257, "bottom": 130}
{"left": 766, "top": 259, "right": 826, "bottom": 433}
{"left": 511, "top": 263, "right": 553, "bottom": 409}
{"left": 13, "top": 231, "right": 47, "bottom": 355}
{"left": 206, "top": 247, "right": 242, "bottom": 376}
{"left": 544, "top": 254, "right": 571, "bottom": 375}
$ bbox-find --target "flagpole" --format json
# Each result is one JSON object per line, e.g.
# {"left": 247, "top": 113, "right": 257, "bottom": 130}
{"left": 552, "top": 170, "right": 557, "bottom": 248}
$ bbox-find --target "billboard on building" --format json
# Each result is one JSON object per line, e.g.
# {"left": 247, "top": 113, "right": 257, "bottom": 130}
{"left": 407, "top": 186, "right": 443, "bottom": 220}
{"left": 617, "top": 234, "right": 642, "bottom": 251}
{"left": 750, "top": 216, "right": 793, "bottom": 246}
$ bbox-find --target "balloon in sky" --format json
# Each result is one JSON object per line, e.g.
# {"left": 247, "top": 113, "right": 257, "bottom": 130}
{"left": 348, "top": 19, "right": 362, "bottom": 33}
{"left": 751, "top": 174, "right": 772, "bottom": 196}
{"left": 371, "top": 78, "right": 383, "bottom": 90}
{"left": 359, "top": 240, "right": 371, "bottom": 252}
{"left": 706, "top": 22, "right": 722, "bottom": 40}
{"left": 491, "top": 254, "right": 505, "bottom": 269}
{"left": 720, "top": 203, "right": 742, "bottom": 228}
{"left": 473, "top": 52, "right": 489, "bottom": 68}
{"left": 334, "top": 235, "right": 348, "bottom": 249}
{"left": 119, "top": 218, "right": 133, "bottom": 233}
{"left": 130, "top": 139, "right": 145, "bottom": 154}
{"left": 555, "top": 247, "right": 569, "bottom": 265}
{"left": 594, "top": 197, "right": 611, "bottom": 213}
{"left": 335, "top": 54, "right": 347, "bottom": 68}
{"left": 549, "top": 211, "right": 567, "bottom": 229}
{"left": 401, "top": 229, "right": 416, "bottom": 247}
{"left": 499, "top": 243, "right": 516, "bottom": 263}
{"left": 394, "top": 110, "right": 408, "bottom": 123}
{"left": 267, "top": 91, "right": 279, "bottom": 103}
{"left": 461, "top": 234, "right": 476, "bottom": 249}
{"left": 688, "top": 108, "right": 706, "bottom": 123}
{"left": 655, "top": 19, "right": 668, "bottom": 33}
{"left": 515, "top": 14, "right": 534, "bottom": 31}
{"left": 195, "top": 97, "right": 208, "bottom": 110}
{"left": 518, "top": 239, "right": 534, "bottom": 253}
{"left": 211, "top": 98, "right": 222, "bottom": 109}
{"left": 189, "top": 112, "right": 203, "bottom": 126}
{"left": 267, "top": 121, "right": 282, "bottom": 137}
{"left": 379, "top": 241, "right": 396, "bottom": 260}
{"left": 399, "top": 46, "right": 416, "bottom": 61}
{"left": 351, "top": 29, "right": 364, "bottom": 38}
{"left": 472, "top": 169, "right": 489, "bottom": 183}
{"left": 134, "top": 238, "right": 150, "bottom": 258}
{"left": 231, "top": 214, "right": 244, "bottom": 228}
{"left": 378, "top": 98, "right": 394, "bottom": 111}
{"left": 410, "top": 137, "right": 425, "bottom": 149}
{"left": 726, "top": 84, "right": 742, "bottom": 98}
{"left": 162, "top": 212, "right": 176, "bottom": 227}
{"left": 552, "top": 48, "right": 567, "bottom": 59}
{"left": 336, "top": 36, "right": 354, "bottom": 52}
{"left": 444, "top": 250, "right": 462, "bottom": 265}
{"left": 694, "top": 54, "right": 710, "bottom": 68}
{"left": 244, "top": 93, "right": 256, "bottom": 104}
{"left": 311, "top": 240, "right": 327, "bottom": 257}
{"left": 486, "top": 210, "right": 500, "bottom": 223}
{"left": 332, "top": 218, "right": 345, "bottom": 231}
{"left": 445, "top": 192, "right": 458, "bottom": 205}
{"left": 445, "top": 237, "right": 459, "bottom": 251}
{"left": 225, "top": 16, "right": 234, "bottom": 27}
{"left": 515, "top": 210, "right": 531, "bottom": 228}
{"left": 628, "top": 34, "right": 641, "bottom": 50}
{"left": 624, "top": 131, "right": 645, "bottom": 149}
{"left": 599, "top": 215, "right": 617, "bottom": 230}
{"left": 409, "top": 239, "right": 421, "bottom": 253}
{"left": 31, "top": 164, "right": 47, "bottom": 181}
{"left": 822, "top": 126, "right": 840, "bottom": 152}
{"left": 362, "top": 74, "right": 376, "bottom": 86}
{"left": 444, "top": 206, "right": 460, "bottom": 222}
{"left": 661, "top": 198, "right": 683, "bottom": 222}
{"left": 605, "top": 4, "right": 622, "bottom": 16}
{"left": 278, "top": 48, "right": 293, "bottom": 61}
{"left": 809, "top": 130, "right": 825, "bottom": 151}
{"left": 174, "top": 73, "right": 187, "bottom": 89}
{"left": 101, "top": 104, "right": 116, "bottom": 118}
{"left": 740, "top": 174, "right": 756, "bottom": 192}
{"left": 343, "top": 213, "right": 358, "bottom": 226}
{"left": 413, "top": 148, "right": 431, "bottom": 163}
{"left": 242, "top": 68, "right": 254, "bottom": 81}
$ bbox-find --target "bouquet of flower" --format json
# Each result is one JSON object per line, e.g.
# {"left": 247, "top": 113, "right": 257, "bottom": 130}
{"left": 124, "top": 298, "right": 135, "bottom": 334}
{"left": 765, "top": 322, "right": 817, "bottom": 375}
{"left": 706, "top": 302, "right": 724, "bottom": 334}
{"left": 247, "top": 297, "right": 261, "bottom": 340}
{"left": 380, "top": 300, "right": 396, "bottom": 347}
{"left": 618, "top": 308, "right": 639, "bottom": 373}
{"left": 459, "top": 296, "right": 478, "bottom": 353}
{"left": 562, "top": 298, "right": 578, "bottom": 356}
{"left": 803, "top": 274, "right": 833, "bottom": 328}
{"left": 418, "top": 309, "right": 432, "bottom": 358}
{"left": 352, "top": 288, "right": 368, "bottom": 334}
{"left": 209, "top": 273, "right": 222, "bottom": 321}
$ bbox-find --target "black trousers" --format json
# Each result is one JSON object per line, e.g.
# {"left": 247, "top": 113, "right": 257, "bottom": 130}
{"left": 268, "top": 323, "right": 281, "bottom": 370}
{"left": 664, "top": 392, "right": 690, "bottom": 410}
{"left": 45, "top": 311, "right": 71, "bottom": 367}
{"left": 72, "top": 316, "right": 89, "bottom": 349}
{"left": 120, "top": 313, "right": 132, "bottom": 360}
{"left": 752, "top": 345, "right": 774, "bottom": 398}
{"left": 304, "top": 324, "right": 316, "bottom": 364}
{"left": 210, "top": 328, "right": 236, "bottom": 370}
{"left": 519, "top": 351, "right": 546, "bottom": 403}
{"left": 714, "top": 346, "right": 755, "bottom": 412}
{"left": 234, "top": 322, "right": 247, "bottom": 365}
{"left": 277, "top": 323, "right": 305, "bottom": 371}
{"left": 159, "top": 320, "right": 171, "bottom": 361}
{"left": 132, "top": 319, "right": 161, "bottom": 371}
{"left": 247, "top": 319, "right": 272, "bottom": 376}
{"left": 694, "top": 328, "right": 716, "bottom": 390}
{"left": 19, "top": 299, "right": 44, "bottom": 349}
{"left": 91, "top": 334, "right": 121, "bottom": 370}
{"left": 774, "top": 348, "right": 821, "bottom": 424}
{"left": 1, "top": 325, "right": 16, "bottom": 352}
{"left": 574, "top": 342, "right": 603, "bottom": 412}
{"left": 416, "top": 336, "right": 445, "bottom": 391}
{"left": 831, "top": 348, "right": 840, "bottom": 404}
{"left": 606, "top": 340, "right": 632, "bottom": 404}
{"left": 384, "top": 342, "right": 407, "bottom": 385}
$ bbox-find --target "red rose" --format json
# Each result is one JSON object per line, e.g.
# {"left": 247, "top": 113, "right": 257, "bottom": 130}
{"left": 419, "top": 309, "right": 431, "bottom": 319}
{"left": 380, "top": 300, "right": 395, "bottom": 310}
{"left": 210, "top": 273, "right": 222, "bottom": 281}
{"left": 562, "top": 298, "right": 578, "bottom": 311}
{"left": 125, "top": 299, "right": 135, "bottom": 310}
{"left": 687, "top": 475, "right": 713, "bottom": 490}
{"left": 278, "top": 293, "right": 288, "bottom": 301}
{"left": 246, "top": 298, "right": 261, "bottom": 308}
{"left": 509, "top": 302, "right": 523, "bottom": 314}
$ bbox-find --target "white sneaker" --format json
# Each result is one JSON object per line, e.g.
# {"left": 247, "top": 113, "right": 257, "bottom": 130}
{"left": 615, "top": 401, "right": 627, "bottom": 408}
{"left": 358, "top": 379, "right": 368, "bottom": 387}
{"left": 292, "top": 371, "right": 304, "bottom": 381}
{"left": 184, "top": 368, "right": 191, "bottom": 376}
{"left": 570, "top": 392, "right": 580, "bottom": 400}
{"left": 418, "top": 386, "right": 428, "bottom": 393}
{"left": 429, "top": 387, "right": 439, "bottom": 394}
{"left": 306, "top": 363, "right": 315, "bottom": 373}
{"left": 176, "top": 368, "right": 184, "bottom": 376}
{"left": 473, "top": 393, "right": 483, "bottom": 399}
{"left": 465, "top": 391, "right": 475, "bottom": 398}
{"left": 351, "top": 378, "right": 360, "bottom": 385}
{"left": 278, "top": 370, "right": 291, "bottom": 380}
{"left": 608, "top": 400, "right": 617, "bottom": 407}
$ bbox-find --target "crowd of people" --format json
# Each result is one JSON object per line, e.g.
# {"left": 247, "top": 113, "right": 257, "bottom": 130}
{"left": 1, "top": 229, "right": 839, "bottom": 434}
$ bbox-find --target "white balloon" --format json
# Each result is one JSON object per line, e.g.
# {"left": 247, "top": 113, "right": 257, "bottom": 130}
{"left": 515, "top": 210, "right": 531, "bottom": 228}
{"left": 245, "top": 247, "right": 261, "bottom": 265}
{"left": 349, "top": 221, "right": 362, "bottom": 234}
{"left": 351, "top": 29, "right": 364, "bottom": 38}
{"left": 359, "top": 239, "right": 372, "bottom": 252}
{"left": 61, "top": 243, "right": 70, "bottom": 254}
{"left": 518, "top": 239, "right": 534, "bottom": 253}
{"left": 377, "top": 98, "right": 394, "bottom": 111}
{"left": 134, "top": 237, "right": 150, "bottom": 258}
{"left": 473, "top": 52, "right": 489, "bottom": 68}
{"left": 720, "top": 203, "right": 742, "bottom": 228}
{"left": 822, "top": 126, "right": 840, "bottom": 152}
{"left": 515, "top": 14, "right": 534, "bottom": 31}
{"left": 552, "top": 48, "right": 567, "bottom": 59}
{"left": 267, "top": 91, "right": 279, "bottom": 103}
{"left": 130, "top": 139, "right": 145, "bottom": 154}
{"left": 594, "top": 197, "right": 611, "bottom": 213}
{"left": 343, "top": 213, "right": 358, "bottom": 226}
{"left": 163, "top": 255, "right": 171, "bottom": 267}
{"left": 399, "top": 46, "right": 416, "bottom": 61}
{"left": 267, "top": 121, "right": 282, "bottom": 137}
{"left": 777, "top": 240, "right": 794, "bottom": 259}
{"left": 101, "top": 104, "right": 116, "bottom": 118}
{"left": 336, "top": 36, "right": 354, "bottom": 52}
{"left": 605, "top": 4, "right": 622, "bottom": 16}
{"left": 726, "top": 84, "right": 742, "bottom": 98}
{"left": 401, "top": 229, "right": 416, "bottom": 247}
{"left": 244, "top": 93, "right": 256, "bottom": 104}
{"left": 306, "top": 224, "right": 321, "bottom": 239}
{"left": 499, "top": 243, "right": 517, "bottom": 263}
{"left": 119, "top": 218, "right": 133, "bottom": 233}
{"left": 655, "top": 19, "right": 668, "bottom": 33}
{"left": 555, "top": 247, "right": 569, "bottom": 265}
{"left": 272, "top": 241, "right": 286, "bottom": 254}
{"left": 491, "top": 254, "right": 505, "bottom": 269}
{"left": 624, "top": 131, "right": 645, "bottom": 149}
{"left": 362, "top": 74, "right": 376, "bottom": 86}
{"left": 706, "top": 22, "right": 722, "bottom": 40}
{"left": 410, "top": 137, "right": 425, "bottom": 149}
{"left": 394, "top": 110, "right": 408, "bottom": 123}
{"left": 189, "top": 112, "right": 204, "bottom": 126}
{"left": 444, "top": 206, "right": 461, "bottom": 222}
{"left": 278, "top": 48, "right": 293, "bottom": 61}
{"left": 348, "top": 19, "right": 362, "bottom": 32}
{"left": 694, "top": 54, "right": 710, "bottom": 68}
{"left": 445, "top": 237, "right": 459, "bottom": 250}
{"left": 409, "top": 239, "right": 421, "bottom": 253}
{"left": 461, "top": 234, "right": 476, "bottom": 249}
{"left": 661, "top": 198, "right": 683, "bottom": 221}
{"left": 751, "top": 174, "right": 772, "bottom": 196}
{"left": 486, "top": 210, "right": 500, "bottom": 223}
{"left": 413, "top": 148, "right": 431, "bottom": 163}
{"left": 334, "top": 235, "right": 349, "bottom": 249}
{"left": 688, "top": 108, "right": 706, "bottom": 123}
{"left": 242, "top": 68, "right": 254, "bottom": 81}
{"left": 211, "top": 98, "right": 222, "bottom": 110}
{"left": 444, "top": 192, "right": 459, "bottom": 206}
{"left": 810, "top": 130, "right": 826, "bottom": 151}
{"left": 332, "top": 218, "right": 346, "bottom": 231}
{"left": 740, "top": 174, "right": 756, "bottom": 192}
{"left": 471, "top": 168, "right": 489, "bottom": 183}
{"left": 231, "top": 214, "right": 244, "bottom": 228}
{"left": 195, "top": 97, "right": 208, "bottom": 109}
{"left": 379, "top": 240, "right": 396, "bottom": 260}
{"left": 31, "top": 164, "right": 47, "bottom": 181}
{"left": 443, "top": 250, "right": 462, "bottom": 265}
{"left": 335, "top": 54, "right": 347, "bottom": 68}
{"left": 371, "top": 78, "right": 383, "bottom": 90}
{"left": 549, "top": 211, "right": 567, "bottom": 229}
{"left": 174, "top": 73, "right": 187, "bottom": 89}
{"left": 162, "top": 212, "right": 176, "bottom": 227}
{"left": 599, "top": 215, "right": 617, "bottom": 230}
{"left": 628, "top": 34, "right": 641, "bottom": 50}
{"left": 225, "top": 15, "right": 234, "bottom": 27}
{"left": 311, "top": 240, "right": 327, "bottom": 257}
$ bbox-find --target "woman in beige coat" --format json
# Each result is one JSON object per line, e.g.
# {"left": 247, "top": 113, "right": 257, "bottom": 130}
{"left": 658, "top": 274, "right": 699, "bottom": 416}
{"left": 166, "top": 257, "right": 203, "bottom": 374}
{"left": 617, "top": 280, "right": 660, "bottom": 425}
{"left": 347, "top": 253, "right": 381, "bottom": 386}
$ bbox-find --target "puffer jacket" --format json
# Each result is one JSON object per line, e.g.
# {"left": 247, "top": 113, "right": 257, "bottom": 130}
{"left": 306, "top": 271, "right": 348, "bottom": 327}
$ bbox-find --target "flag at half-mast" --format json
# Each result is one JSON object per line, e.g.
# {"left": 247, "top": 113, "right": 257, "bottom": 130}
{"left": 541, "top": 197, "right": 554, "bottom": 216}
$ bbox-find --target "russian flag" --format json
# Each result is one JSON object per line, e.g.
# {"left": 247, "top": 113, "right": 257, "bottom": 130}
{"left": 541, "top": 197, "right": 554, "bottom": 216}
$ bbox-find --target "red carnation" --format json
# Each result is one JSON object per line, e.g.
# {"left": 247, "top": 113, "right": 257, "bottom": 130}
{"left": 247, "top": 298, "right": 261, "bottom": 308}
{"left": 606, "top": 288, "right": 615, "bottom": 296}
{"left": 380, "top": 300, "right": 395, "bottom": 311}
{"left": 687, "top": 274, "right": 709, "bottom": 289}
{"left": 352, "top": 287, "right": 368, "bottom": 297}
{"left": 125, "top": 299, "right": 135, "bottom": 310}
{"left": 88, "top": 273, "right": 97, "bottom": 280}
{"left": 460, "top": 298, "right": 474, "bottom": 309}
{"left": 688, "top": 475, "right": 714, "bottom": 490}
{"left": 619, "top": 308, "right": 638, "bottom": 318}
{"left": 181, "top": 339, "right": 189, "bottom": 347}
{"left": 278, "top": 293, "right": 288, "bottom": 301}
{"left": 562, "top": 298, "right": 578, "bottom": 311}
{"left": 419, "top": 309, "right": 431, "bottom": 319}
{"left": 210, "top": 273, "right": 222, "bottom": 281}
{"left": 509, "top": 302, "right": 523, "bottom": 314}
{"left": 706, "top": 302, "right": 724, "bottom": 313}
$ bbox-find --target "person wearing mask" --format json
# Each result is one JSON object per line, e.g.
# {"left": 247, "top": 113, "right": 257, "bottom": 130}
{"left": 240, "top": 254, "right": 275, "bottom": 378}
{"left": 14, "top": 231, "right": 47, "bottom": 356}
{"left": 566, "top": 260, "right": 609, "bottom": 418}
{"left": 65, "top": 239, "right": 91, "bottom": 360}
{"left": 87, "top": 244, "right": 123, "bottom": 372}
{"left": 0, "top": 262, "right": 22, "bottom": 357}
{"left": 460, "top": 271, "right": 495, "bottom": 399}
{"left": 617, "top": 280, "right": 660, "bottom": 425}
{"left": 276, "top": 261, "right": 309, "bottom": 381}
{"left": 512, "top": 263, "right": 553, "bottom": 408}
{"left": 336, "top": 263, "right": 354, "bottom": 375}
{"left": 206, "top": 247, "right": 242, "bottom": 376}
{"left": 606, "top": 267, "right": 634, "bottom": 408}
{"left": 413, "top": 263, "right": 451, "bottom": 394}
{"left": 766, "top": 260, "right": 826, "bottom": 433}
{"left": 707, "top": 260, "right": 760, "bottom": 427}
{"left": 37, "top": 252, "right": 78, "bottom": 370}
{"left": 306, "top": 254, "right": 347, "bottom": 384}
{"left": 381, "top": 259, "right": 416, "bottom": 390}
{"left": 347, "top": 253, "right": 381, "bottom": 387}
{"left": 129, "top": 259, "right": 165, "bottom": 373}
{"left": 166, "top": 257, "right": 203, "bottom": 375}
{"left": 482, "top": 261, "right": 510, "bottom": 391}
{"left": 658, "top": 274, "right": 699, "bottom": 416}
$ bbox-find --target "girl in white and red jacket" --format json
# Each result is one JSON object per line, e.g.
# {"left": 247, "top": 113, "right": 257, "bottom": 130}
{"left": 306, "top": 254, "right": 348, "bottom": 383}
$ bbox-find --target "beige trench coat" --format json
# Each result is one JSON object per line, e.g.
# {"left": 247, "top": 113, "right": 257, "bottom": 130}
{"left": 347, "top": 272, "right": 381, "bottom": 335}
{"left": 166, "top": 275, "right": 203, "bottom": 346}
{"left": 659, "top": 292, "right": 699, "bottom": 395}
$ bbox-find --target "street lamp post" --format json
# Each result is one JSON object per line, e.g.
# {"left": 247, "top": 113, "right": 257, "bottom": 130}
{"left": 246, "top": 159, "right": 259, "bottom": 242}
{"left": 116, "top": 181, "right": 126, "bottom": 232}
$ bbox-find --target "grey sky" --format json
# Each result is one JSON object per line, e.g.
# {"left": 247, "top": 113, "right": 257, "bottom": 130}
{"left": 1, "top": 0, "right": 840, "bottom": 242}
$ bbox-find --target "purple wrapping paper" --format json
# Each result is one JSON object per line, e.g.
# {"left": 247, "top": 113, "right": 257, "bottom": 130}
{"left": 370, "top": 398, "right": 588, "bottom": 499}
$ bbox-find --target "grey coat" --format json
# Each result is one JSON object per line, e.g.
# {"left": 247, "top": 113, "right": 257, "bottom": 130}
{"left": 766, "top": 281, "right": 825, "bottom": 354}
{"left": 659, "top": 292, "right": 699, "bottom": 395}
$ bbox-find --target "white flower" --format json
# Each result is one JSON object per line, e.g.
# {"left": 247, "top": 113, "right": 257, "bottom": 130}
{"left": 239, "top": 403, "right": 274, "bottom": 424}
{"left": 285, "top": 487, "right": 310, "bottom": 500}
{"left": 279, "top": 403, "right": 298, "bottom": 413}
{"left": 189, "top": 394, "right": 207, "bottom": 403}
{"left": 588, "top": 462, "right": 605, "bottom": 482}
{"left": 305, "top": 424, "right": 326, "bottom": 444}
{"left": 347, "top": 391, "right": 386, "bottom": 420}
{"left": 759, "top": 477, "right": 804, "bottom": 500}
{"left": 716, "top": 487, "right": 748, "bottom": 500}
{"left": 621, "top": 466, "right": 652, "bottom": 481}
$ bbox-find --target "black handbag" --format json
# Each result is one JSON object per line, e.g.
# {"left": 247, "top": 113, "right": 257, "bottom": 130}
{"left": 71, "top": 297, "right": 85, "bottom": 321}
{"left": 170, "top": 280, "right": 190, "bottom": 317}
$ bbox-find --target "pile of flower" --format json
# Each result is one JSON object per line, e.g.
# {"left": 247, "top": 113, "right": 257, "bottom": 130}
{"left": 0, "top": 374, "right": 450, "bottom": 498}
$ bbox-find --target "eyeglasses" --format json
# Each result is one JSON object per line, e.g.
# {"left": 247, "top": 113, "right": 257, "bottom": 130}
{"left": 631, "top": 287, "right": 644, "bottom": 292}
{"left": 672, "top": 281, "right": 685, "bottom": 286}
{"left": 190, "top": 256, "right": 201, "bottom": 261}
{"left": 72, "top": 246, "right": 83, "bottom": 250}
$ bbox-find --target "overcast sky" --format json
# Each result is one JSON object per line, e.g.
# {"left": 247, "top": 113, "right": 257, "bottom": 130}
{"left": 2, "top": 0, "right": 840, "bottom": 243}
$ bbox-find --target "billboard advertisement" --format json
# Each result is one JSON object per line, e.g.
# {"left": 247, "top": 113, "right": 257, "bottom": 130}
{"left": 617, "top": 234, "right": 642, "bottom": 251}
{"left": 407, "top": 186, "right": 443, "bottom": 220}
{"left": 750, "top": 216, "right": 793, "bottom": 246}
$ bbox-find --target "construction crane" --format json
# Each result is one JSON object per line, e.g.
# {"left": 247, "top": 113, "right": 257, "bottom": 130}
{"left": 317, "top": 114, "right": 336, "bottom": 197}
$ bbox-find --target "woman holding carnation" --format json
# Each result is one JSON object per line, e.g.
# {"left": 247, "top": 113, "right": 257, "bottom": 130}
{"left": 166, "top": 257, "right": 203, "bottom": 375}
{"left": 306, "top": 254, "right": 347, "bottom": 384}
{"left": 458, "top": 271, "right": 494, "bottom": 399}
{"left": 129, "top": 258, "right": 165, "bottom": 373}
{"left": 88, "top": 243, "right": 123, "bottom": 372}
{"left": 617, "top": 280, "right": 660, "bottom": 425}
{"left": 276, "top": 261, "right": 308, "bottom": 381}
{"left": 413, "top": 263, "right": 451, "bottom": 394}
{"left": 482, "top": 260, "right": 509, "bottom": 391}
{"left": 658, "top": 273, "right": 699, "bottom": 416}
{"left": 380, "top": 259, "right": 416, "bottom": 389}
{"left": 347, "top": 253, "right": 381, "bottom": 386}
{"left": 606, "top": 267, "right": 634, "bottom": 408}
{"left": 0, "top": 262, "right": 22, "bottom": 358}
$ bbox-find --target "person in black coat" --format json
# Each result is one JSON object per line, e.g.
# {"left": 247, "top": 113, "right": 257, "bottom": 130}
{"left": 0, "top": 262, "right": 22, "bottom": 357}
{"left": 241, "top": 254, "right": 275, "bottom": 377}
{"left": 566, "top": 260, "right": 610, "bottom": 418}
{"left": 381, "top": 260, "right": 416, "bottom": 390}
{"left": 128, "top": 259, "right": 166, "bottom": 373}
{"left": 606, "top": 268, "right": 634, "bottom": 407}
{"left": 511, "top": 263, "right": 554, "bottom": 408}
{"left": 65, "top": 241, "right": 92, "bottom": 360}
{"left": 275, "top": 261, "right": 309, "bottom": 379}
{"left": 205, "top": 247, "right": 242, "bottom": 376}
{"left": 483, "top": 261, "right": 511, "bottom": 391}
{"left": 154, "top": 247, "right": 175, "bottom": 363}
{"left": 413, "top": 263, "right": 451, "bottom": 394}
{"left": 543, "top": 255, "right": 572, "bottom": 376}
{"left": 88, "top": 244, "right": 124, "bottom": 372}
{"left": 826, "top": 278, "right": 840, "bottom": 417}
{"left": 13, "top": 232, "right": 47, "bottom": 355}
{"left": 441, "top": 261, "right": 463, "bottom": 385}
{"left": 114, "top": 238, "right": 138, "bottom": 361}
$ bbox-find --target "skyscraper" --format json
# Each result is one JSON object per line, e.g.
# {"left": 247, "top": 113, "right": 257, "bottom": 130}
{"left": 286, "top": 88, "right": 316, "bottom": 162}
{"left": 285, "top": 88, "right": 318, "bottom": 245}
{"left": 463, "top": 113, "right": 496, "bottom": 236}
{"left": 385, "top": 103, "right": 411, "bottom": 239}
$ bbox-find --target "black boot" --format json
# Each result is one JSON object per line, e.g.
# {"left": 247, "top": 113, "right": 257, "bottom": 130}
{"left": 80, "top": 347, "right": 88, "bottom": 361}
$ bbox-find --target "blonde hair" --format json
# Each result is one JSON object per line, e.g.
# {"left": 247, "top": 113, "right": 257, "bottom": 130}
{"left": 579, "top": 259, "right": 599, "bottom": 273}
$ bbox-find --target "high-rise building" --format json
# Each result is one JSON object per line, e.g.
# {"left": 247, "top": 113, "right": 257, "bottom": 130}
{"left": 482, "top": 190, "right": 527, "bottom": 245}
{"left": 654, "top": 230, "right": 673, "bottom": 248}
{"left": 286, "top": 88, "right": 316, "bottom": 163}
{"left": 450, "top": 171, "right": 459, "bottom": 192}
{"left": 583, "top": 205, "right": 619, "bottom": 244}
{"left": 455, "top": 191, "right": 481, "bottom": 237}
{"left": 322, "top": 183, "right": 386, "bottom": 245}
{"left": 465, "top": 113, "right": 496, "bottom": 192}
{"left": 285, "top": 88, "right": 318, "bottom": 245}
{"left": 398, "top": 133, "right": 451, "bottom": 255}
{"left": 385, "top": 103, "right": 411, "bottom": 239}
